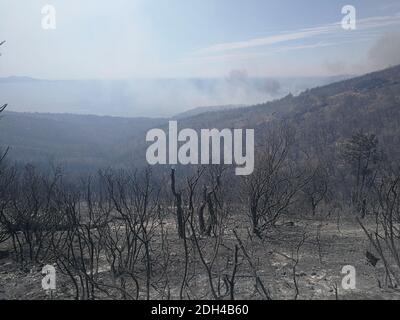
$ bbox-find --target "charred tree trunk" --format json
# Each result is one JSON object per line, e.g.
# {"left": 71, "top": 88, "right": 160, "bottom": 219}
{"left": 171, "top": 169, "right": 185, "bottom": 239}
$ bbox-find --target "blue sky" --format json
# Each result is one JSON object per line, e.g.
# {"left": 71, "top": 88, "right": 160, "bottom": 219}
{"left": 1, "top": 0, "right": 400, "bottom": 79}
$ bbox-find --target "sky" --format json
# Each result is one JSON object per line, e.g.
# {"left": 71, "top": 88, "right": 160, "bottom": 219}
{"left": 1, "top": 0, "right": 400, "bottom": 80}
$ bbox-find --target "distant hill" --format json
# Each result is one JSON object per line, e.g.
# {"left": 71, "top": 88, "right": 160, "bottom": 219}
{"left": 0, "top": 76, "right": 350, "bottom": 118}
{"left": 1, "top": 66, "right": 399, "bottom": 172}
{"left": 173, "top": 104, "right": 246, "bottom": 119}
{"left": 0, "top": 76, "right": 37, "bottom": 83}
{"left": 0, "top": 112, "right": 165, "bottom": 172}
{"left": 121, "top": 65, "right": 400, "bottom": 168}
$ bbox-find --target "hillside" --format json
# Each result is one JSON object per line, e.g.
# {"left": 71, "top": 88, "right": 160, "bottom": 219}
{"left": 1, "top": 65, "right": 400, "bottom": 172}
{"left": 121, "top": 65, "right": 400, "bottom": 168}
{"left": 0, "top": 112, "right": 165, "bottom": 172}
{"left": 0, "top": 76, "right": 349, "bottom": 118}
{"left": 178, "top": 65, "right": 400, "bottom": 128}
{"left": 173, "top": 104, "right": 246, "bottom": 119}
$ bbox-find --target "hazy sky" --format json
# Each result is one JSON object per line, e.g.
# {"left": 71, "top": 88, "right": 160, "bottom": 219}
{"left": 1, "top": 0, "right": 400, "bottom": 79}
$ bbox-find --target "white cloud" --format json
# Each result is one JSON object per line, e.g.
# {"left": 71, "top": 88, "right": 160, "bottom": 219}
{"left": 193, "top": 15, "right": 400, "bottom": 56}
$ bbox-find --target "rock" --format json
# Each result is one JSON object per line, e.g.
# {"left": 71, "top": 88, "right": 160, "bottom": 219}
{"left": 366, "top": 251, "right": 379, "bottom": 267}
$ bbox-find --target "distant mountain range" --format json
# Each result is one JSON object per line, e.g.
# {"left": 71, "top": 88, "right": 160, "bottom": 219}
{"left": 1, "top": 66, "right": 399, "bottom": 173}
{"left": 173, "top": 104, "right": 246, "bottom": 119}
{"left": 0, "top": 75, "right": 351, "bottom": 118}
